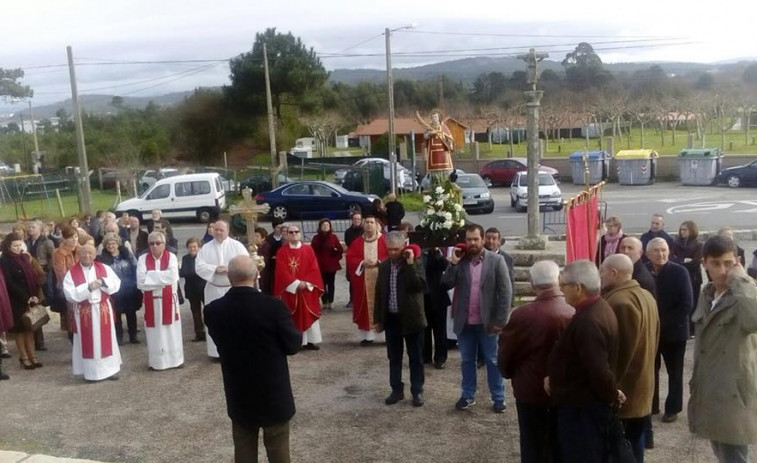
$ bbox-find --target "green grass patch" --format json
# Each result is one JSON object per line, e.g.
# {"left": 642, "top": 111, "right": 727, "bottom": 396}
{"left": 392, "top": 191, "right": 425, "bottom": 212}
{"left": 0, "top": 190, "right": 122, "bottom": 223}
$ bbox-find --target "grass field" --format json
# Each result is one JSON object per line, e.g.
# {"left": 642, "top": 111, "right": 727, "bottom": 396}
{"left": 0, "top": 190, "right": 122, "bottom": 223}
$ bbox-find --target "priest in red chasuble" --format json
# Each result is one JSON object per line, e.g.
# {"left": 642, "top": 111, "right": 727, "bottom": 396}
{"left": 274, "top": 224, "right": 324, "bottom": 350}
{"left": 346, "top": 216, "right": 387, "bottom": 345}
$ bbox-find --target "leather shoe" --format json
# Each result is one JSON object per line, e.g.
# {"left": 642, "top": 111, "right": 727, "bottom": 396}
{"left": 384, "top": 391, "right": 405, "bottom": 405}
{"left": 433, "top": 362, "right": 446, "bottom": 370}
{"left": 305, "top": 343, "right": 320, "bottom": 351}
{"left": 412, "top": 394, "right": 424, "bottom": 407}
{"left": 661, "top": 413, "right": 678, "bottom": 423}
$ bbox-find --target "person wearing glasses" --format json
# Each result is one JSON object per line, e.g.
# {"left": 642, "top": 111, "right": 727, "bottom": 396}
{"left": 137, "top": 231, "right": 184, "bottom": 370}
{"left": 547, "top": 260, "right": 622, "bottom": 463}
{"left": 195, "top": 220, "right": 250, "bottom": 359}
{"left": 274, "top": 225, "right": 323, "bottom": 350}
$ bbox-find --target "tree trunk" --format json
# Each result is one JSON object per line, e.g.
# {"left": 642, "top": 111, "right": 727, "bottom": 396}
{"left": 640, "top": 122, "right": 645, "bottom": 148}
{"left": 746, "top": 110, "right": 751, "bottom": 146}
{"left": 660, "top": 121, "right": 665, "bottom": 147}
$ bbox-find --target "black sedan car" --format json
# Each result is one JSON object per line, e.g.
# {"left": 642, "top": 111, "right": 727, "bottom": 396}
{"left": 715, "top": 160, "right": 757, "bottom": 188}
{"left": 255, "top": 181, "right": 378, "bottom": 221}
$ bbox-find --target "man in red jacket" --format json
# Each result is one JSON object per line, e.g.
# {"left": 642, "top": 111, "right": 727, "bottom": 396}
{"left": 498, "top": 260, "right": 574, "bottom": 463}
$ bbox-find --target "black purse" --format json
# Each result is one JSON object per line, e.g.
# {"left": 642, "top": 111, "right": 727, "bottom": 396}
{"left": 605, "top": 413, "right": 636, "bottom": 463}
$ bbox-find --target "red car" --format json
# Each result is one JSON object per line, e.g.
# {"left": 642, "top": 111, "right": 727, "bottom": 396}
{"left": 478, "top": 157, "right": 559, "bottom": 186}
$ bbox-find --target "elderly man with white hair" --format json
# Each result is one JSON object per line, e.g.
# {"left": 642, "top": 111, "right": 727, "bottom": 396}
{"left": 601, "top": 254, "right": 660, "bottom": 462}
{"left": 547, "top": 260, "right": 622, "bottom": 463}
{"left": 646, "top": 236, "right": 693, "bottom": 424}
{"left": 498, "top": 260, "right": 574, "bottom": 463}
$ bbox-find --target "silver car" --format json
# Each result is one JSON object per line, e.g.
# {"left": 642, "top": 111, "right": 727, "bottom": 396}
{"left": 457, "top": 174, "right": 494, "bottom": 214}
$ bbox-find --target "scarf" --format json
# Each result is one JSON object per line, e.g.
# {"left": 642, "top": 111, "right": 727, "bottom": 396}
{"left": 69, "top": 262, "right": 112, "bottom": 359}
{"left": 7, "top": 251, "right": 40, "bottom": 297}
{"left": 604, "top": 230, "right": 623, "bottom": 257}
{"left": 144, "top": 252, "right": 176, "bottom": 327}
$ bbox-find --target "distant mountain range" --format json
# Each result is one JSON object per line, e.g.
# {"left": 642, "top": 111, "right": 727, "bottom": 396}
{"left": 5, "top": 56, "right": 755, "bottom": 121}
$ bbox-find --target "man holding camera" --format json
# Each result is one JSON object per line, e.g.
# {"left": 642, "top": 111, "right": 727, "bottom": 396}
{"left": 373, "top": 232, "right": 427, "bottom": 407}
{"left": 443, "top": 224, "right": 512, "bottom": 413}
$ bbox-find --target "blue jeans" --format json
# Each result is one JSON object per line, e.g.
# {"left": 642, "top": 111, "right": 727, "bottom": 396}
{"left": 457, "top": 323, "right": 505, "bottom": 403}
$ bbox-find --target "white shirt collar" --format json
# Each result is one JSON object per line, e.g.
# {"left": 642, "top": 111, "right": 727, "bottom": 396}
{"left": 289, "top": 241, "right": 302, "bottom": 249}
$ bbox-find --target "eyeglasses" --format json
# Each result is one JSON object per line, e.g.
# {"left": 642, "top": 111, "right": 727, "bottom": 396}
{"left": 149, "top": 242, "right": 164, "bottom": 246}
{"left": 559, "top": 281, "right": 578, "bottom": 289}
{"left": 288, "top": 230, "right": 300, "bottom": 234}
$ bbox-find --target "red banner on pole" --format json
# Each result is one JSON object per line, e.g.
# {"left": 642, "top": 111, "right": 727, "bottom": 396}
{"left": 566, "top": 184, "right": 603, "bottom": 263}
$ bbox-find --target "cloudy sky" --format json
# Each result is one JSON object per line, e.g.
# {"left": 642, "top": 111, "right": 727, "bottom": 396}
{"left": 1, "top": 0, "right": 755, "bottom": 113}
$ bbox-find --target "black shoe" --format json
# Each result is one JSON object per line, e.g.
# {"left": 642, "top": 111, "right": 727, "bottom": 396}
{"left": 455, "top": 397, "right": 476, "bottom": 410}
{"left": 412, "top": 394, "right": 425, "bottom": 407}
{"left": 305, "top": 343, "right": 320, "bottom": 351}
{"left": 385, "top": 391, "right": 405, "bottom": 405}
{"left": 0, "top": 369, "right": 9, "bottom": 380}
{"left": 433, "top": 362, "right": 446, "bottom": 370}
{"left": 35, "top": 345, "right": 48, "bottom": 351}
{"left": 360, "top": 340, "right": 374, "bottom": 346}
{"left": 191, "top": 336, "right": 206, "bottom": 343}
{"left": 661, "top": 413, "right": 678, "bottom": 423}
{"left": 107, "top": 374, "right": 120, "bottom": 381}
{"left": 477, "top": 360, "right": 485, "bottom": 369}
{"left": 31, "top": 359, "right": 43, "bottom": 368}
{"left": 117, "top": 339, "right": 124, "bottom": 346}
{"left": 645, "top": 430, "right": 654, "bottom": 449}
{"left": 492, "top": 402, "right": 506, "bottom": 413}
{"left": 19, "top": 358, "right": 35, "bottom": 370}
{"left": 130, "top": 338, "right": 141, "bottom": 344}
{"left": 0, "top": 350, "right": 11, "bottom": 359}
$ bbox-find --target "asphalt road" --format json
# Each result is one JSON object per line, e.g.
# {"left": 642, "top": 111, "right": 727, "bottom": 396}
{"left": 172, "top": 181, "right": 757, "bottom": 243}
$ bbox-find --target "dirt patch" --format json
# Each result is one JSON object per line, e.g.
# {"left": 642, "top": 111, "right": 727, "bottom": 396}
{"left": 0, "top": 273, "right": 750, "bottom": 462}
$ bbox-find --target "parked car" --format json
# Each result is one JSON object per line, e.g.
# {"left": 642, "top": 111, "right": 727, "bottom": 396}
{"left": 479, "top": 158, "right": 559, "bottom": 186}
{"left": 509, "top": 171, "right": 563, "bottom": 212}
{"left": 116, "top": 172, "right": 226, "bottom": 223}
{"left": 239, "top": 173, "right": 293, "bottom": 193}
{"left": 341, "top": 169, "right": 389, "bottom": 194}
{"left": 139, "top": 168, "right": 181, "bottom": 191}
{"left": 456, "top": 173, "right": 494, "bottom": 214}
{"left": 255, "top": 181, "right": 378, "bottom": 221}
{"left": 0, "top": 161, "right": 15, "bottom": 175}
{"left": 91, "top": 170, "right": 135, "bottom": 190}
{"left": 420, "top": 169, "right": 466, "bottom": 191}
{"left": 334, "top": 157, "right": 416, "bottom": 191}
{"left": 714, "top": 160, "right": 757, "bottom": 188}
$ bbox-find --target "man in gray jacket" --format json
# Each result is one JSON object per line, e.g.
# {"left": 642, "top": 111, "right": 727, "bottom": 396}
{"left": 443, "top": 224, "right": 511, "bottom": 413}
{"left": 689, "top": 235, "right": 757, "bottom": 463}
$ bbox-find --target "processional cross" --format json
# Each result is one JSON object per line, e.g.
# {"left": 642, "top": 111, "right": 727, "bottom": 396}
{"left": 229, "top": 187, "right": 270, "bottom": 270}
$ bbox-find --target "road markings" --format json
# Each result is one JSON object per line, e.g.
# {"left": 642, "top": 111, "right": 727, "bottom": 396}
{"left": 666, "top": 201, "right": 757, "bottom": 215}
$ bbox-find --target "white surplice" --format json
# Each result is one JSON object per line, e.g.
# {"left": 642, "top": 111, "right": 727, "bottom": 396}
{"left": 63, "top": 263, "right": 122, "bottom": 381}
{"left": 195, "top": 237, "right": 250, "bottom": 357}
{"left": 137, "top": 252, "right": 184, "bottom": 370}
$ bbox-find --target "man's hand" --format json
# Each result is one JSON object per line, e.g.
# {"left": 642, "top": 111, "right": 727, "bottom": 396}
{"left": 365, "top": 259, "right": 378, "bottom": 268}
{"left": 297, "top": 281, "right": 308, "bottom": 292}
{"left": 28, "top": 296, "right": 39, "bottom": 305}
{"left": 216, "top": 265, "right": 228, "bottom": 274}
{"left": 544, "top": 377, "right": 551, "bottom": 396}
{"left": 88, "top": 280, "right": 103, "bottom": 291}
{"left": 487, "top": 323, "right": 502, "bottom": 334}
{"left": 617, "top": 390, "right": 627, "bottom": 406}
{"left": 403, "top": 250, "right": 414, "bottom": 266}
{"left": 373, "top": 323, "right": 383, "bottom": 333}
{"left": 448, "top": 249, "right": 462, "bottom": 265}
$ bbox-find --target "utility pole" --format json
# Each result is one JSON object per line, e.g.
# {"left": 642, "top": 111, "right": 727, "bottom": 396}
{"left": 386, "top": 27, "right": 397, "bottom": 195}
{"left": 263, "top": 43, "right": 279, "bottom": 188}
{"left": 438, "top": 75, "right": 444, "bottom": 110}
{"left": 28, "top": 101, "right": 41, "bottom": 174}
{"left": 67, "top": 45, "right": 92, "bottom": 214}
{"left": 517, "top": 48, "right": 548, "bottom": 250}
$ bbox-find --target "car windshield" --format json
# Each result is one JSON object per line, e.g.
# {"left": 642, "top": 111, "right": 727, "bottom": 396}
{"left": 456, "top": 175, "right": 486, "bottom": 188}
{"left": 519, "top": 174, "right": 556, "bottom": 186}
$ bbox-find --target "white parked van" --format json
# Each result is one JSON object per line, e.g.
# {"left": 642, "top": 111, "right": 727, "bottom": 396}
{"left": 115, "top": 172, "right": 226, "bottom": 223}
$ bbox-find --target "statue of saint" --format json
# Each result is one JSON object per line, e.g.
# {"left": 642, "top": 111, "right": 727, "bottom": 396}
{"left": 417, "top": 110, "right": 454, "bottom": 175}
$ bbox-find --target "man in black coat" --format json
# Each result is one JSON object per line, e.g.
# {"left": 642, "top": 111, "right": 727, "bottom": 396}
{"left": 385, "top": 193, "right": 405, "bottom": 231}
{"left": 640, "top": 214, "right": 675, "bottom": 263}
{"left": 422, "top": 246, "right": 449, "bottom": 369}
{"left": 619, "top": 237, "right": 657, "bottom": 297}
{"left": 343, "top": 212, "right": 364, "bottom": 308}
{"left": 646, "top": 237, "right": 693, "bottom": 424}
{"left": 373, "top": 232, "right": 427, "bottom": 407}
{"left": 260, "top": 219, "right": 287, "bottom": 295}
{"left": 205, "top": 255, "right": 301, "bottom": 463}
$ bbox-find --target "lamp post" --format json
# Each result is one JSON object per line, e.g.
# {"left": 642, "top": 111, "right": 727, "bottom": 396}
{"left": 386, "top": 24, "right": 415, "bottom": 195}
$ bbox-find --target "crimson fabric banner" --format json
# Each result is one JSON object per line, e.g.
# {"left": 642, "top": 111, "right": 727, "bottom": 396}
{"left": 566, "top": 194, "right": 600, "bottom": 263}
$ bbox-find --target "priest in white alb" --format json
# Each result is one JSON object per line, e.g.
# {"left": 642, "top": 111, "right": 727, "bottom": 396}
{"left": 63, "top": 244, "right": 122, "bottom": 382}
{"left": 137, "top": 231, "right": 183, "bottom": 370}
{"left": 195, "top": 220, "right": 249, "bottom": 358}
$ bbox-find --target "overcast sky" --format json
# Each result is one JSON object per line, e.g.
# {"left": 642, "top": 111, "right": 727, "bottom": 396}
{"left": 1, "top": 0, "right": 755, "bottom": 114}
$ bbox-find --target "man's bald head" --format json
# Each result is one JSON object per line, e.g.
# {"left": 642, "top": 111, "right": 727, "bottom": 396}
{"left": 600, "top": 254, "right": 634, "bottom": 291}
{"left": 618, "top": 236, "right": 643, "bottom": 263}
{"left": 603, "top": 254, "right": 634, "bottom": 275}
{"left": 228, "top": 255, "right": 258, "bottom": 287}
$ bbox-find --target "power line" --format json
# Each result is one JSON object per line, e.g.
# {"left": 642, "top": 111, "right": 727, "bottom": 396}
{"left": 336, "top": 33, "right": 386, "bottom": 54}
{"left": 118, "top": 63, "right": 223, "bottom": 96}
{"left": 399, "top": 29, "right": 683, "bottom": 40}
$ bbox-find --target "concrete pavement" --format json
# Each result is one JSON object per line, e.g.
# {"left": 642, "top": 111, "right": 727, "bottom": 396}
{"left": 0, "top": 452, "right": 102, "bottom": 463}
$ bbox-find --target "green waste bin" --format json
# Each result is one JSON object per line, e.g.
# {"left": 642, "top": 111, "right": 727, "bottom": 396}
{"left": 678, "top": 148, "right": 722, "bottom": 186}
{"left": 615, "top": 150, "right": 658, "bottom": 185}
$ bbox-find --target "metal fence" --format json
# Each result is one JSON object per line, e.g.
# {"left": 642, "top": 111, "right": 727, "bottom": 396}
{"left": 300, "top": 219, "right": 352, "bottom": 242}
{"left": 542, "top": 200, "right": 608, "bottom": 234}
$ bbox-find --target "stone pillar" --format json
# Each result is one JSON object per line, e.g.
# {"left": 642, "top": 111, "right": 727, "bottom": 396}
{"left": 687, "top": 133, "right": 694, "bottom": 149}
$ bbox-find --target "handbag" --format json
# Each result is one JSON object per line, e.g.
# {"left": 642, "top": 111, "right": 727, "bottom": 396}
{"left": 23, "top": 304, "right": 51, "bottom": 331}
{"left": 605, "top": 412, "right": 636, "bottom": 463}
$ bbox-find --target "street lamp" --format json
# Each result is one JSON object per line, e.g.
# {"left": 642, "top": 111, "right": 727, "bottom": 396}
{"left": 386, "top": 24, "right": 416, "bottom": 195}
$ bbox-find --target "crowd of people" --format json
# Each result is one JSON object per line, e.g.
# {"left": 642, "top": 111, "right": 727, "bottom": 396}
{"left": 0, "top": 207, "right": 755, "bottom": 463}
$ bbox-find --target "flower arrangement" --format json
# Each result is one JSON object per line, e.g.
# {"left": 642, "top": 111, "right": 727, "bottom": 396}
{"left": 418, "top": 178, "right": 466, "bottom": 245}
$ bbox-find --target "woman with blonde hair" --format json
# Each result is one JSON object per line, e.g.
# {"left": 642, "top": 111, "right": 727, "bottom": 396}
{"left": 596, "top": 216, "right": 627, "bottom": 265}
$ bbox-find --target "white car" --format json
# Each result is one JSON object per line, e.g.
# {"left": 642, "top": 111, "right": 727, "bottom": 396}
{"left": 334, "top": 157, "right": 416, "bottom": 191}
{"left": 139, "top": 168, "right": 180, "bottom": 190}
{"left": 420, "top": 169, "right": 465, "bottom": 191}
{"left": 509, "top": 171, "right": 563, "bottom": 212}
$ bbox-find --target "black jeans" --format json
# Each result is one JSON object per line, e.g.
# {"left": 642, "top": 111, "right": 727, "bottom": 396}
{"left": 622, "top": 415, "right": 650, "bottom": 463}
{"left": 114, "top": 310, "right": 137, "bottom": 342}
{"left": 516, "top": 400, "right": 559, "bottom": 463}
{"left": 188, "top": 297, "right": 204, "bottom": 338}
{"left": 321, "top": 271, "right": 336, "bottom": 304}
{"left": 422, "top": 295, "right": 448, "bottom": 364}
{"left": 385, "top": 313, "right": 424, "bottom": 397}
{"left": 232, "top": 420, "right": 290, "bottom": 463}
{"left": 653, "top": 340, "right": 686, "bottom": 415}
{"left": 556, "top": 404, "right": 612, "bottom": 463}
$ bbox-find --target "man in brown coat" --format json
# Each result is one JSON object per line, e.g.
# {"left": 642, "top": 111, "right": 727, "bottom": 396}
{"left": 499, "top": 260, "right": 574, "bottom": 463}
{"left": 600, "top": 254, "right": 660, "bottom": 463}
{"left": 547, "top": 260, "right": 622, "bottom": 463}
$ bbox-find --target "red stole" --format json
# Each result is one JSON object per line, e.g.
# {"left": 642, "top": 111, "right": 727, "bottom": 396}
{"left": 70, "top": 262, "right": 112, "bottom": 359}
{"left": 144, "top": 252, "right": 176, "bottom": 327}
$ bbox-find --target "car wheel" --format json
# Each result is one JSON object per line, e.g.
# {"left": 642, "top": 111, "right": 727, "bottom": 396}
{"left": 726, "top": 175, "right": 741, "bottom": 188}
{"left": 485, "top": 204, "right": 494, "bottom": 214}
{"left": 271, "top": 204, "right": 289, "bottom": 220}
{"left": 347, "top": 202, "right": 363, "bottom": 217}
{"left": 482, "top": 176, "right": 493, "bottom": 187}
{"left": 510, "top": 196, "right": 515, "bottom": 207}
{"left": 515, "top": 200, "right": 526, "bottom": 213}
{"left": 196, "top": 208, "right": 212, "bottom": 223}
